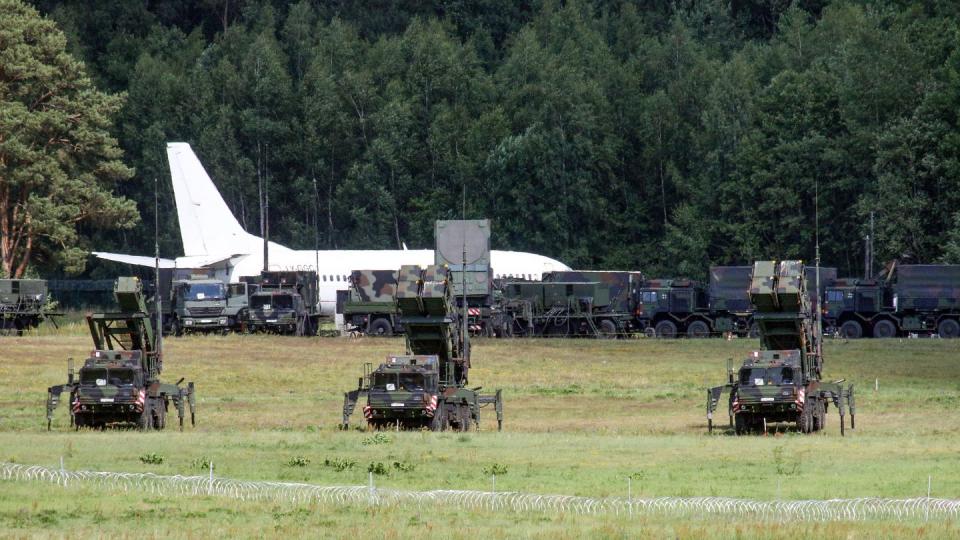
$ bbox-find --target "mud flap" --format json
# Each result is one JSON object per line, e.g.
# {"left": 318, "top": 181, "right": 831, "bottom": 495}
{"left": 706, "top": 384, "right": 733, "bottom": 433}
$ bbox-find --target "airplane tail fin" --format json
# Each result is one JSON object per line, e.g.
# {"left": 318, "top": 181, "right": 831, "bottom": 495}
{"left": 166, "top": 143, "right": 249, "bottom": 257}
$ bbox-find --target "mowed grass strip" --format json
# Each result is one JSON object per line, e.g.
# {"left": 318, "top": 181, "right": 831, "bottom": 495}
{"left": 0, "top": 335, "right": 958, "bottom": 536}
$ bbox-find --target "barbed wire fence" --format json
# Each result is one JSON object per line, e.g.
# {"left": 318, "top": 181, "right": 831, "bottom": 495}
{"left": 2, "top": 461, "right": 958, "bottom": 523}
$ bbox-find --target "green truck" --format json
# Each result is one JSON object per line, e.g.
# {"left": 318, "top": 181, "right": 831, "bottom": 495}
{"left": 825, "top": 263, "right": 960, "bottom": 338}
{"left": 46, "top": 277, "right": 195, "bottom": 430}
{"left": 494, "top": 279, "right": 630, "bottom": 337}
{"left": 167, "top": 277, "right": 255, "bottom": 335}
{"left": 1, "top": 279, "right": 56, "bottom": 334}
{"left": 245, "top": 271, "right": 320, "bottom": 336}
{"left": 707, "top": 261, "right": 855, "bottom": 435}
{"left": 341, "top": 265, "right": 502, "bottom": 431}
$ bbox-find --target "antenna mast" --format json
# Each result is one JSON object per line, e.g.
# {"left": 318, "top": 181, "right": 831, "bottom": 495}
{"left": 154, "top": 177, "right": 163, "bottom": 357}
{"left": 461, "top": 185, "right": 469, "bottom": 364}
{"left": 815, "top": 177, "right": 822, "bottom": 363}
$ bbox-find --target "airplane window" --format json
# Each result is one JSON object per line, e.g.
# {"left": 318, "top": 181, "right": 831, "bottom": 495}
{"left": 322, "top": 275, "right": 327, "bottom": 282}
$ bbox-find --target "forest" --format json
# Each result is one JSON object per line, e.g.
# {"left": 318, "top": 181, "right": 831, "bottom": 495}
{"left": 12, "top": 0, "right": 960, "bottom": 279}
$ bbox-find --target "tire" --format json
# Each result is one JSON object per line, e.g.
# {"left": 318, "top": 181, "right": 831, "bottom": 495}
{"left": 368, "top": 318, "right": 393, "bottom": 337}
{"left": 799, "top": 402, "right": 813, "bottom": 434}
{"left": 654, "top": 320, "right": 677, "bottom": 338}
{"left": 938, "top": 318, "right": 960, "bottom": 339}
{"left": 598, "top": 319, "right": 618, "bottom": 338}
{"left": 643, "top": 327, "right": 656, "bottom": 338}
{"left": 686, "top": 320, "right": 710, "bottom": 338}
{"left": 839, "top": 320, "right": 863, "bottom": 339}
{"left": 137, "top": 405, "right": 151, "bottom": 430}
{"left": 872, "top": 319, "right": 897, "bottom": 339}
{"left": 734, "top": 413, "right": 747, "bottom": 435}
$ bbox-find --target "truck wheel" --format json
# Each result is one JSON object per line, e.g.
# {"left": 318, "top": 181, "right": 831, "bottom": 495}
{"left": 873, "top": 319, "right": 897, "bottom": 339}
{"left": 598, "top": 319, "right": 617, "bottom": 338}
{"left": 654, "top": 320, "right": 677, "bottom": 338}
{"left": 839, "top": 320, "right": 863, "bottom": 339}
{"left": 369, "top": 318, "right": 393, "bottom": 337}
{"left": 734, "top": 413, "right": 746, "bottom": 435}
{"left": 937, "top": 319, "right": 960, "bottom": 339}
{"left": 686, "top": 320, "right": 710, "bottom": 338}
{"left": 799, "top": 403, "right": 813, "bottom": 434}
{"left": 137, "top": 405, "right": 151, "bottom": 430}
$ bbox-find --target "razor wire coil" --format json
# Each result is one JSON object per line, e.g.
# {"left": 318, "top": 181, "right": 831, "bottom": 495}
{"left": 2, "top": 462, "right": 958, "bottom": 522}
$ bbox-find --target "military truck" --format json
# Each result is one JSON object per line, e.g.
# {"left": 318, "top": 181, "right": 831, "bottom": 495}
{"left": 341, "top": 265, "right": 503, "bottom": 431}
{"left": 824, "top": 263, "right": 960, "bottom": 338}
{"left": 245, "top": 271, "right": 319, "bottom": 336}
{"left": 707, "top": 261, "right": 855, "bottom": 435}
{"left": 340, "top": 270, "right": 403, "bottom": 336}
{"left": 167, "top": 277, "right": 254, "bottom": 335}
{"left": 543, "top": 270, "right": 643, "bottom": 332}
{"left": 634, "top": 278, "right": 711, "bottom": 337}
{"left": 0, "top": 279, "right": 58, "bottom": 334}
{"left": 494, "top": 280, "right": 630, "bottom": 337}
{"left": 46, "top": 277, "right": 196, "bottom": 430}
{"left": 435, "top": 220, "right": 494, "bottom": 336}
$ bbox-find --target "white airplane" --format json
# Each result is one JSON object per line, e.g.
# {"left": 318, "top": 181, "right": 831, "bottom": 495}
{"left": 94, "top": 142, "right": 570, "bottom": 316}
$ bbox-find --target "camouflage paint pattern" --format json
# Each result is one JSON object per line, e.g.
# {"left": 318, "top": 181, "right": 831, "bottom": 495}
{"left": 543, "top": 271, "right": 641, "bottom": 313}
{"left": 350, "top": 270, "right": 398, "bottom": 302}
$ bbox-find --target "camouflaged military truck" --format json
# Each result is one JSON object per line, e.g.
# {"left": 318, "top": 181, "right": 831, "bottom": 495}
{"left": 245, "top": 271, "right": 319, "bottom": 336}
{"left": 0, "top": 279, "right": 57, "bottom": 334}
{"left": 341, "top": 270, "right": 403, "bottom": 336}
{"left": 824, "top": 263, "right": 960, "bottom": 338}
{"left": 543, "top": 270, "right": 643, "bottom": 332}
{"left": 707, "top": 261, "right": 855, "bottom": 435}
{"left": 495, "top": 279, "right": 631, "bottom": 337}
{"left": 46, "top": 277, "right": 195, "bottom": 430}
{"left": 341, "top": 265, "right": 503, "bottom": 431}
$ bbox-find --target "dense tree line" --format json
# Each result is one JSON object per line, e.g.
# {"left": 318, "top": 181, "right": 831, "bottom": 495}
{"left": 21, "top": 0, "right": 960, "bottom": 279}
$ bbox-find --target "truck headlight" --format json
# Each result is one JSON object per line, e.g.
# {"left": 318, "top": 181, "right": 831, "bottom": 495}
{"left": 184, "top": 319, "right": 194, "bottom": 326}
{"left": 219, "top": 317, "right": 228, "bottom": 325}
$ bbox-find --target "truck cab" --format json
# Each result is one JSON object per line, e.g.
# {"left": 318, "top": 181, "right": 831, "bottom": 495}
{"left": 363, "top": 355, "right": 441, "bottom": 429}
{"left": 170, "top": 279, "right": 228, "bottom": 334}
{"left": 72, "top": 350, "right": 151, "bottom": 428}
{"left": 635, "top": 278, "right": 710, "bottom": 337}
{"left": 731, "top": 351, "right": 807, "bottom": 433}
{"left": 247, "top": 290, "right": 306, "bottom": 335}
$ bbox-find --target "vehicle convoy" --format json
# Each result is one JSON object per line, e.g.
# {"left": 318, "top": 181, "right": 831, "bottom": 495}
{"left": 167, "top": 277, "right": 254, "bottom": 335}
{"left": 340, "top": 270, "right": 402, "bottom": 336}
{"left": 825, "top": 263, "right": 960, "bottom": 338}
{"left": 46, "top": 277, "right": 195, "bottom": 430}
{"left": 341, "top": 265, "right": 503, "bottom": 431}
{"left": 245, "top": 271, "right": 320, "bottom": 336}
{"left": 435, "top": 220, "right": 495, "bottom": 336}
{"left": 706, "top": 261, "right": 855, "bottom": 435}
{"left": 493, "top": 279, "right": 631, "bottom": 338}
{"left": 0, "top": 279, "right": 58, "bottom": 334}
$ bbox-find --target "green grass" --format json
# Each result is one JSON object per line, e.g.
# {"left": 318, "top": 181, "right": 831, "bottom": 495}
{"left": 1, "top": 335, "right": 959, "bottom": 537}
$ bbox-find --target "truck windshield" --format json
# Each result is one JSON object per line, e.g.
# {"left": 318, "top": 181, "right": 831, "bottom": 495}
{"left": 399, "top": 373, "right": 426, "bottom": 391}
{"left": 80, "top": 368, "right": 107, "bottom": 385}
{"left": 740, "top": 367, "right": 795, "bottom": 386}
{"left": 109, "top": 370, "right": 137, "bottom": 386}
{"left": 371, "top": 373, "right": 397, "bottom": 391}
{"left": 184, "top": 283, "right": 225, "bottom": 301}
{"left": 251, "top": 294, "right": 293, "bottom": 309}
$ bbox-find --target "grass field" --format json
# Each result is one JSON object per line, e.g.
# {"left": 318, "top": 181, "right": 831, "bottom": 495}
{"left": 1, "top": 334, "right": 959, "bottom": 538}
